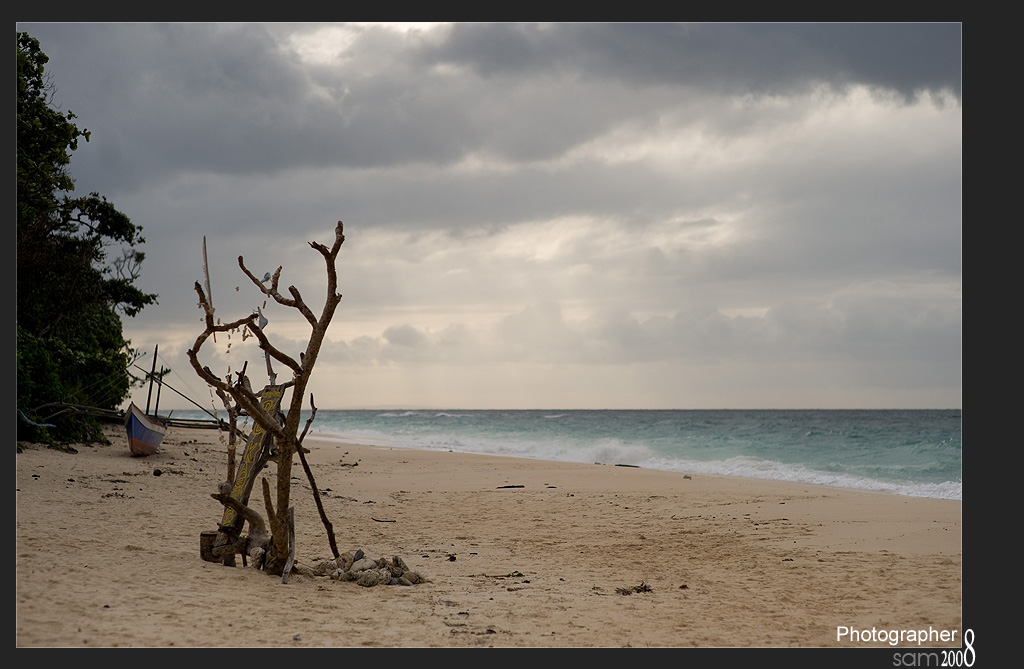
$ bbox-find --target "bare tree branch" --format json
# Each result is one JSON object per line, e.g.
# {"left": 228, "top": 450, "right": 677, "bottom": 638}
{"left": 193, "top": 221, "right": 347, "bottom": 577}
{"left": 295, "top": 395, "right": 340, "bottom": 559}
{"left": 238, "top": 257, "right": 317, "bottom": 327}
{"left": 232, "top": 312, "right": 303, "bottom": 377}
{"left": 187, "top": 281, "right": 289, "bottom": 441}
{"left": 215, "top": 387, "right": 239, "bottom": 487}
{"left": 262, "top": 477, "right": 282, "bottom": 545}
{"left": 281, "top": 507, "right": 296, "bottom": 584}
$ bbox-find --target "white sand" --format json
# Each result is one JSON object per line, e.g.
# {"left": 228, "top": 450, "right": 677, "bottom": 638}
{"left": 16, "top": 423, "right": 962, "bottom": 648}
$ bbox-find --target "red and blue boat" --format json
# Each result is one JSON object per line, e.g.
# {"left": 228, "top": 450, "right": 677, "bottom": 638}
{"left": 124, "top": 402, "right": 167, "bottom": 456}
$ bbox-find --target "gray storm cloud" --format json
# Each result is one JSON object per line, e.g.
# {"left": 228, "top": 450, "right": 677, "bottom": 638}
{"left": 18, "top": 22, "right": 961, "bottom": 409}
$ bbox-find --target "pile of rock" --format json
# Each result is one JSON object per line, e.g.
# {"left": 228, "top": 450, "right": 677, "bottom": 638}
{"left": 310, "top": 549, "right": 430, "bottom": 587}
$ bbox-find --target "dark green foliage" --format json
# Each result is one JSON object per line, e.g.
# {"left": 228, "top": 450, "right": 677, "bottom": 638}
{"left": 16, "top": 32, "right": 158, "bottom": 443}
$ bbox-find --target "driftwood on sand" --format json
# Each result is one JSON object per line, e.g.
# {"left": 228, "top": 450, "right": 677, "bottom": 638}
{"left": 192, "top": 222, "right": 426, "bottom": 587}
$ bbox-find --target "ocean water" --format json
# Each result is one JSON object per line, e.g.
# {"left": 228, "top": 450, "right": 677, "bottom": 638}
{"left": 166, "top": 408, "right": 962, "bottom": 501}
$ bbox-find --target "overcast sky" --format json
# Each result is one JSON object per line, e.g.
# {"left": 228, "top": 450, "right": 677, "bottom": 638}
{"left": 18, "top": 22, "right": 962, "bottom": 410}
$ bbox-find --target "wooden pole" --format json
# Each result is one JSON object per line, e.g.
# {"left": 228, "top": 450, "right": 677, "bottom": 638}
{"left": 203, "top": 236, "right": 216, "bottom": 343}
{"left": 145, "top": 344, "right": 158, "bottom": 415}
{"left": 154, "top": 366, "right": 167, "bottom": 418}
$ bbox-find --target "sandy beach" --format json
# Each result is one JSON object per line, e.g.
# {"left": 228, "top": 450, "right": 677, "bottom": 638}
{"left": 16, "top": 422, "right": 962, "bottom": 648}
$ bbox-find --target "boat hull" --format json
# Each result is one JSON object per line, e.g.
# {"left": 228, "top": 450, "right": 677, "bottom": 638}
{"left": 125, "top": 403, "right": 167, "bottom": 456}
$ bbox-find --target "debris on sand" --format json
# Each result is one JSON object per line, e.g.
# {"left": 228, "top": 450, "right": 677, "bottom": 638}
{"left": 615, "top": 581, "right": 653, "bottom": 595}
{"left": 310, "top": 550, "right": 431, "bottom": 587}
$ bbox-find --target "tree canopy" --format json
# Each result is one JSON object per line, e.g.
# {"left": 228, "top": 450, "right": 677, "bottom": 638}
{"left": 17, "top": 32, "right": 157, "bottom": 444}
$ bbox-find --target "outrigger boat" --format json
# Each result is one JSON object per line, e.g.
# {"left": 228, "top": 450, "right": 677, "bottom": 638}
{"left": 124, "top": 344, "right": 168, "bottom": 456}
{"left": 124, "top": 402, "right": 167, "bottom": 456}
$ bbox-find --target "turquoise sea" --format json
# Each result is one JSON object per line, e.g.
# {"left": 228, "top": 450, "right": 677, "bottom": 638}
{"left": 166, "top": 408, "right": 962, "bottom": 500}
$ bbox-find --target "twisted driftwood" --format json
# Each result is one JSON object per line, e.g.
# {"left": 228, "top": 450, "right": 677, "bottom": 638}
{"left": 190, "top": 222, "right": 346, "bottom": 580}
{"left": 210, "top": 487, "right": 271, "bottom": 569}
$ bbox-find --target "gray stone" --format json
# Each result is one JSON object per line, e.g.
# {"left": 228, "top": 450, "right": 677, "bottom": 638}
{"left": 356, "top": 570, "right": 381, "bottom": 587}
{"left": 386, "top": 556, "right": 408, "bottom": 576}
{"left": 351, "top": 557, "right": 379, "bottom": 573}
{"left": 316, "top": 549, "right": 429, "bottom": 587}
{"left": 335, "top": 552, "right": 355, "bottom": 572}
{"left": 401, "top": 570, "right": 428, "bottom": 584}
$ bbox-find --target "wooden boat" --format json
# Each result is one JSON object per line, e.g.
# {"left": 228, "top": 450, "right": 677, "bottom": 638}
{"left": 124, "top": 402, "right": 167, "bottom": 456}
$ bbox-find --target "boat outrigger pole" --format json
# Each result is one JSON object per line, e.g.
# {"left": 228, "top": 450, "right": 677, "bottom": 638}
{"left": 132, "top": 364, "right": 223, "bottom": 422}
{"left": 145, "top": 344, "right": 158, "bottom": 416}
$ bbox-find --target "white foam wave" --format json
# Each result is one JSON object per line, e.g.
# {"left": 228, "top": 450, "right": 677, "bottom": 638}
{"left": 298, "top": 419, "right": 962, "bottom": 501}
{"left": 636, "top": 455, "right": 962, "bottom": 500}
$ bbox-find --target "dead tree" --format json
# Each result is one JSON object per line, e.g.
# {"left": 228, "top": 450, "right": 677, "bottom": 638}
{"left": 189, "top": 221, "right": 345, "bottom": 577}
